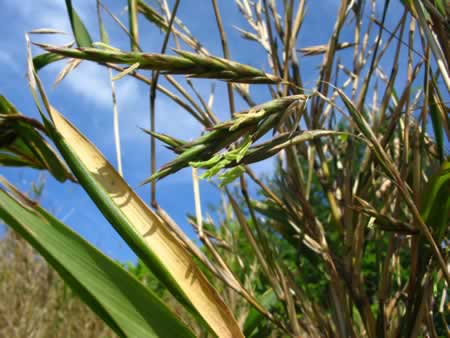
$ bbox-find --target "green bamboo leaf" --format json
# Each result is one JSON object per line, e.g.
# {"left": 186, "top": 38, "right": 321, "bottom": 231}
{"left": 0, "top": 152, "right": 39, "bottom": 168}
{"left": 42, "top": 105, "right": 243, "bottom": 338}
{"left": 5, "top": 138, "right": 38, "bottom": 161}
{"left": 98, "top": 14, "right": 110, "bottom": 45}
{"left": 16, "top": 126, "right": 72, "bottom": 182}
{"left": 429, "top": 86, "right": 445, "bottom": 162}
{"left": 0, "top": 177, "right": 195, "bottom": 338}
{"left": 65, "top": 0, "right": 93, "bottom": 47}
{"left": 420, "top": 160, "right": 450, "bottom": 241}
{"left": 33, "top": 52, "right": 65, "bottom": 71}
{"left": 244, "top": 289, "right": 277, "bottom": 337}
{"left": 0, "top": 95, "right": 73, "bottom": 182}
{"left": 434, "top": 0, "right": 446, "bottom": 15}
{"left": 0, "top": 94, "right": 18, "bottom": 115}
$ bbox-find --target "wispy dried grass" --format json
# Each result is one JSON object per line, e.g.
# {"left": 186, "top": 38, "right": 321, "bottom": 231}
{"left": 0, "top": 229, "right": 116, "bottom": 338}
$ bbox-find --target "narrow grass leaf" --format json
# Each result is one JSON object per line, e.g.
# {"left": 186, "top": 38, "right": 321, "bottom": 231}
{"left": 0, "top": 96, "right": 73, "bottom": 182}
{"left": 0, "top": 153, "right": 40, "bottom": 168}
{"left": 420, "top": 160, "right": 450, "bottom": 241}
{"left": 244, "top": 289, "right": 277, "bottom": 337}
{"left": 33, "top": 52, "right": 65, "bottom": 71}
{"left": 0, "top": 178, "right": 195, "bottom": 338}
{"left": 43, "top": 105, "right": 244, "bottom": 338}
{"left": 65, "top": 0, "right": 93, "bottom": 47}
{"left": 429, "top": 87, "right": 445, "bottom": 162}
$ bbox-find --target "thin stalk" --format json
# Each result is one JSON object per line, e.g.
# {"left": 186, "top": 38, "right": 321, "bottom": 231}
{"left": 356, "top": 0, "right": 391, "bottom": 110}
{"left": 109, "top": 69, "right": 123, "bottom": 176}
{"left": 128, "top": 0, "right": 139, "bottom": 51}
{"left": 97, "top": 1, "right": 123, "bottom": 176}
{"left": 211, "top": 0, "right": 235, "bottom": 116}
{"left": 149, "top": 0, "right": 180, "bottom": 207}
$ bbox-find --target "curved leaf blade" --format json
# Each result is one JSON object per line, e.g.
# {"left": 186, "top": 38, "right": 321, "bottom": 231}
{"left": 0, "top": 95, "right": 74, "bottom": 182}
{"left": 65, "top": 0, "right": 93, "bottom": 47}
{"left": 244, "top": 289, "right": 277, "bottom": 337}
{"left": 33, "top": 52, "right": 65, "bottom": 71}
{"left": 420, "top": 160, "right": 450, "bottom": 241}
{"left": 0, "top": 177, "right": 195, "bottom": 338}
{"left": 43, "top": 105, "right": 243, "bottom": 338}
{"left": 429, "top": 85, "right": 445, "bottom": 163}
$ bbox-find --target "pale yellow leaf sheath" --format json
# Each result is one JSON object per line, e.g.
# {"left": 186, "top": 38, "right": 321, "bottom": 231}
{"left": 47, "top": 106, "right": 243, "bottom": 338}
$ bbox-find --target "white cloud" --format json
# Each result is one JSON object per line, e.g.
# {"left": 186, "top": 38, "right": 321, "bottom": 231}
{"left": 6, "top": 0, "right": 92, "bottom": 32}
{"left": 57, "top": 62, "right": 115, "bottom": 107}
{"left": 4, "top": 0, "right": 101, "bottom": 51}
{"left": 4, "top": 0, "right": 204, "bottom": 145}
{"left": 114, "top": 79, "right": 204, "bottom": 142}
{"left": 0, "top": 51, "right": 19, "bottom": 72}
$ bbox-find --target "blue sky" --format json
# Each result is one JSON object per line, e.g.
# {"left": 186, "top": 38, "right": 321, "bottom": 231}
{"left": 0, "top": 0, "right": 419, "bottom": 262}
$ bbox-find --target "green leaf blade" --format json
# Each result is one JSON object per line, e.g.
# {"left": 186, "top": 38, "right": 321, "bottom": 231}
{"left": 33, "top": 52, "right": 65, "bottom": 71}
{"left": 65, "top": 0, "right": 93, "bottom": 47}
{"left": 0, "top": 178, "right": 195, "bottom": 338}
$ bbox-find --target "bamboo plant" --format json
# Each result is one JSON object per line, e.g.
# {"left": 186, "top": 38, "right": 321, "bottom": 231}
{"left": 0, "top": 0, "right": 449, "bottom": 337}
